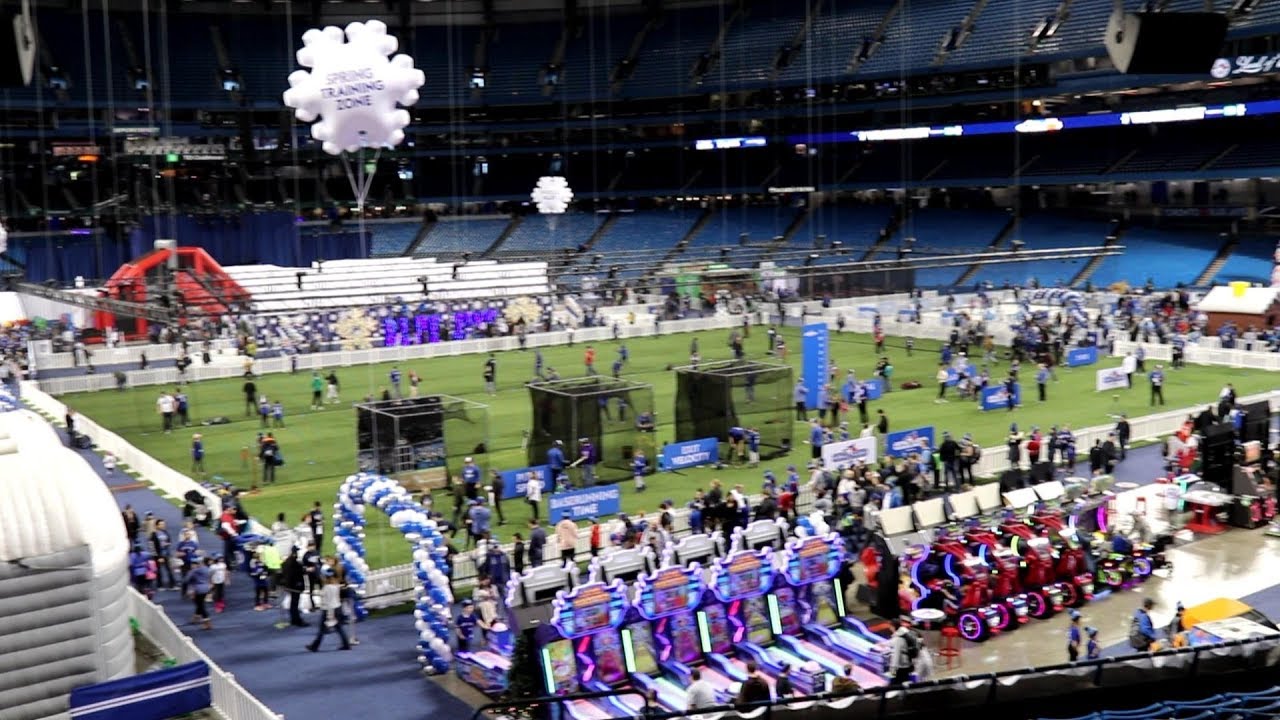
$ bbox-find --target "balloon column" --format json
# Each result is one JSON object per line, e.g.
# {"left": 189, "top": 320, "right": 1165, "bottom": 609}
{"left": 530, "top": 176, "right": 574, "bottom": 215}
{"left": 335, "top": 473, "right": 456, "bottom": 675}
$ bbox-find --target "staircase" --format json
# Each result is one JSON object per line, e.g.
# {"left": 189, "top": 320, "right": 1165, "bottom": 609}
{"left": 954, "top": 214, "right": 1018, "bottom": 286}
{"left": 760, "top": 207, "right": 813, "bottom": 263}
{"left": 1195, "top": 234, "right": 1238, "bottom": 286}
{"left": 1070, "top": 222, "right": 1126, "bottom": 288}
{"left": 932, "top": 0, "right": 990, "bottom": 65}
{"left": 652, "top": 208, "right": 714, "bottom": 272}
{"left": 848, "top": 0, "right": 902, "bottom": 72}
{"left": 403, "top": 221, "right": 435, "bottom": 256}
{"left": 859, "top": 213, "right": 901, "bottom": 261}
{"left": 769, "top": 0, "right": 825, "bottom": 81}
{"left": 482, "top": 215, "right": 524, "bottom": 257}
{"left": 611, "top": 14, "right": 660, "bottom": 93}
{"left": 580, "top": 213, "right": 619, "bottom": 253}
{"left": 690, "top": 2, "right": 745, "bottom": 82}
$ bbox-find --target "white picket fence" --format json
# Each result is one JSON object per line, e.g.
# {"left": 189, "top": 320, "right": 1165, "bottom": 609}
{"left": 128, "top": 588, "right": 282, "bottom": 720}
{"left": 1114, "top": 339, "right": 1280, "bottom": 372}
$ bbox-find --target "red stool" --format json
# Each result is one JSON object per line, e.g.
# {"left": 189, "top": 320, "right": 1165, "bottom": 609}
{"left": 939, "top": 626, "right": 962, "bottom": 669}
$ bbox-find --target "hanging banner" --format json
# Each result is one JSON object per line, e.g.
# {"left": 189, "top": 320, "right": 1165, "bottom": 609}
{"left": 548, "top": 485, "right": 621, "bottom": 521}
{"left": 802, "top": 323, "right": 829, "bottom": 410}
{"left": 885, "top": 426, "right": 935, "bottom": 458}
{"left": 821, "top": 436, "right": 877, "bottom": 470}
{"left": 499, "top": 465, "right": 553, "bottom": 500}
{"left": 660, "top": 437, "right": 720, "bottom": 472}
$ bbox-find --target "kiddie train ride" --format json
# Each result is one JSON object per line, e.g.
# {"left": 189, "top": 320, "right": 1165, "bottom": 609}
{"left": 860, "top": 480, "right": 1158, "bottom": 640}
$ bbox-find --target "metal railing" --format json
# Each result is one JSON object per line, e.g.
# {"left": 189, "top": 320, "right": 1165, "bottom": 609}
{"left": 127, "top": 588, "right": 282, "bottom": 720}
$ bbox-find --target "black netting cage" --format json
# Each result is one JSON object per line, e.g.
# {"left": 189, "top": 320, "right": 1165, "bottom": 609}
{"left": 674, "top": 359, "right": 793, "bottom": 460}
{"left": 355, "top": 394, "right": 489, "bottom": 491}
{"left": 527, "top": 376, "right": 657, "bottom": 485}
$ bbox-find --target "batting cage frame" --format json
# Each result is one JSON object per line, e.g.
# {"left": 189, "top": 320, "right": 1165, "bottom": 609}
{"left": 674, "top": 359, "right": 794, "bottom": 461}
{"left": 355, "top": 394, "right": 490, "bottom": 491}
{"left": 527, "top": 375, "right": 657, "bottom": 486}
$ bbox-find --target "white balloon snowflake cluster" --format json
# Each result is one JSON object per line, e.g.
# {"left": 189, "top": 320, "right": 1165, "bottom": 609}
{"left": 283, "top": 20, "right": 425, "bottom": 156}
{"left": 530, "top": 175, "right": 574, "bottom": 214}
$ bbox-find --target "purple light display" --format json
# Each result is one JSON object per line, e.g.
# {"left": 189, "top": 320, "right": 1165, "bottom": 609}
{"left": 381, "top": 308, "right": 501, "bottom": 346}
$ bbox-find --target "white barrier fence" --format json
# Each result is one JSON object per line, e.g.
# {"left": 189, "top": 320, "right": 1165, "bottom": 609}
{"left": 127, "top": 588, "right": 282, "bottom": 720}
{"left": 19, "top": 381, "right": 223, "bottom": 516}
{"left": 1114, "top": 339, "right": 1280, "bottom": 372}
{"left": 33, "top": 314, "right": 746, "bottom": 395}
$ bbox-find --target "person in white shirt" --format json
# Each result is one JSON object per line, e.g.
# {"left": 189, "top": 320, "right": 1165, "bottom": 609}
{"left": 859, "top": 423, "right": 875, "bottom": 438}
{"left": 157, "top": 392, "right": 176, "bottom": 433}
{"left": 103, "top": 453, "right": 118, "bottom": 477}
{"left": 685, "top": 668, "right": 717, "bottom": 710}
{"left": 524, "top": 473, "right": 543, "bottom": 521}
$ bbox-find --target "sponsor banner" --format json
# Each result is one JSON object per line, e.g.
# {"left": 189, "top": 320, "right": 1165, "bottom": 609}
{"left": 1096, "top": 367, "right": 1130, "bottom": 392}
{"left": 548, "top": 485, "right": 621, "bottom": 521}
{"left": 980, "top": 383, "right": 1021, "bottom": 411}
{"left": 661, "top": 437, "right": 720, "bottom": 472}
{"left": 500, "top": 465, "right": 553, "bottom": 500}
{"left": 1210, "top": 55, "right": 1280, "bottom": 80}
{"left": 821, "top": 436, "right": 877, "bottom": 471}
{"left": 945, "top": 363, "right": 977, "bottom": 387}
{"left": 802, "top": 323, "right": 829, "bottom": 410}
{"left": 861, "top": 378, "right": 884, "bottom": 401}
{"left": 886, "top": 426, "right": 935, "bottom": 458}
{"left": 1066, "top": 346, "right": 1099, "bottom": 367}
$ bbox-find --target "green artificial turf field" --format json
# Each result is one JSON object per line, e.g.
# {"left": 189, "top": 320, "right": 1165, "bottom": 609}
{"left": 60, "top": 325, "right": 1272, "bottom": 568}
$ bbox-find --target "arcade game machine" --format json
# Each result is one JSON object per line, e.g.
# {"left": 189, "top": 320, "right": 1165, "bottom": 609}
{"left": 980, "top": 487, "right": 1069, "bottom": 618}
{"left": 630, "top": 564, "right": 741, "bottom": 705}
{"left": 1230, "top": 463, "right": 1277, "bottom": 529}
{"left": 541, "top": 580, "right": 684, "bottom": 719}
{"left": 909, "top": 497, "right": 1010, "bottom": 642}
{"left": 947, "top": 490, "right": 1032, "bottom": 625}
{"left": 1025, "top": 480, "right": 1095, "bottom": 607}
{"left": 775, "top": 532, "right": 891, "bottom": 682}
{"left": 457, "top": 563, "right": 580, "bottom": 696}
{"left": 697, "top": 548, "right": 818, "bottom": 693}
{"left": 858, "top": 505, "right": 934, "bottom": 619}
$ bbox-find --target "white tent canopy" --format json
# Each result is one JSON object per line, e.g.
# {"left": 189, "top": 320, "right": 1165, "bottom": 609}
{"left": 1195, "top": 285, "right": 1280, "bottom": 315}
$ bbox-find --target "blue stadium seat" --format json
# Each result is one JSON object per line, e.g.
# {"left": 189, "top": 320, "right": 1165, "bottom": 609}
{"left": 969, "top": 214, "right": 1110, "bottom": 287}
{"left": 499, "top": 213, "right": 605, "bottom": 253}
{"left": 1097, "top": 703, "right": 1168, "bottom": 720}
{"left": 1089, "top": 226, "right": 1221, "bottom": 288}
{"left": 368, "top": 221, "right": 424, "bottom": 257}
{"left": 414, "top": 217, "right": 512, "bottom": 256}
{"left": 1216, "top": 238, "right": 1277, "bottom": 285}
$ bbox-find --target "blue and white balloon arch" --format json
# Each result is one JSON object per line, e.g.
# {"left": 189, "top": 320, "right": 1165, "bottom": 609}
{"left": 335, "top": 473, "right": 456, "bottom": 674}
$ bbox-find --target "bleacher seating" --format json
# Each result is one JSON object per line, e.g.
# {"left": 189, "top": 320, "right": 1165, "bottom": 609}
{"left": 366, "top": 221, "right": 424, "bottom": 257}
{"left": 618, "top": 6, "right": 724, "bottom": 98}
{"left": 901, "top": 208, "right": 1012, "bottom": 287}
{"left": 715, "top": 0, "right": 810, "bottom": 86}
{"left": 968, "top": 213, "right": 1111, "bottom": 287}
{"left": 1215, "top": 237, "right": 1276, "bottom": 285}
{"left": 1037, "top": 685, "right": 1280, "bottom": 720}
{"left": 1089, "top": 225, "right": 1222, "bottom": 288}
{"left": 858, "top": 0, "right": 976, "bottom": 78}
{"left": 497, "top": 213, "right": 606, "bottom": 254}
{"left": 414, "top": 216, "right": 512, "bottom": 257}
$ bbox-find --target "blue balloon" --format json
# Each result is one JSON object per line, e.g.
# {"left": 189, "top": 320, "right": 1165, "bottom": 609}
{"left": 432, "top": 659, "right": 450, "bottom": 674}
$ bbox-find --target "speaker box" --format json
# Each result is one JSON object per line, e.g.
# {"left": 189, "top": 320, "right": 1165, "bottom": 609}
{"left": 1104, "top": 11, "right": 1228, "bottom": 74}
{"left": 0, "top": 2, "right": 35, "bottom": 87}
{"left": 1201, "top": 422, "right": 1235, "bottom": 488}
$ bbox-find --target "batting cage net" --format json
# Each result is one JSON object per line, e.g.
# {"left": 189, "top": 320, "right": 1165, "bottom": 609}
{"left": 674, "top": 359, "right": 794, "bottom": 460}
{"left": 355, "top": 394, "right": 489, "bottom": 490}
{"left": 527, "top": 375, "right": 657, "bottom": 485}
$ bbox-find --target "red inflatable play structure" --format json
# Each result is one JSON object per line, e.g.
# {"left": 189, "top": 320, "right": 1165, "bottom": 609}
{"left": 95, "top": 246, "right": 251, "bottom": 338}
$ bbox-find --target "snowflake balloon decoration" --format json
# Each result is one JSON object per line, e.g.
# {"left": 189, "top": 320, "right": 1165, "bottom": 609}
{"left": 531, "top": 176, "right": 574, "bottom": 215}
{"left": 283, "top": 20, "right": 425, "bottom": 156}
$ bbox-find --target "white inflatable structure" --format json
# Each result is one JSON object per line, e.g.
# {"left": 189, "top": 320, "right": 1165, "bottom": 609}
{"left": 0, "top": 409, "right": 133, "bottom": 720}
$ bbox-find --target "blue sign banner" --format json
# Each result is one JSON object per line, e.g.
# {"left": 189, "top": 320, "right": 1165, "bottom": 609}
{"left": 980, "top": 383, "right": 1021, "bottom": 411}
{"left": 944, "top": 363, "right": 977, "bottom": 387}
{"left": 1066, "top": 346, "right": 1099, "bottom": 367}
{"left": 500, "top": 465, "right": 553, "bottom": 500}
{"left": 886, "top": 426, "right": 935, "bottom": 458}
{"left": 802, "top": 323, "right": 829, "bottom": 410}
{"left": 548, "top": 485, "right": 621, "bottom": 521}
{"left": 661, "top": 437, "right": 720, "bottom": 472}
{"left": 861, "top": 378, "right": 884, "bottom": 401}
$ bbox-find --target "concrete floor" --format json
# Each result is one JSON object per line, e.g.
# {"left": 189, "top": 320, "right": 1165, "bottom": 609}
{"left": 875, "top": 525, "right": 1280, "bottom": 677}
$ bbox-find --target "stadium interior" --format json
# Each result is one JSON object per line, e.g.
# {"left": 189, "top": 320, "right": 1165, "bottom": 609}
{"left": 5, "top": 0, "right": 1280, "bottom": 720}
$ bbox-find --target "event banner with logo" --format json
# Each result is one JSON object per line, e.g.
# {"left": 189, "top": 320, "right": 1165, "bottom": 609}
{"left": 548, "top": 485, "right": 621, "bottom": 521}
{"left": 885, "top": 426, "right": 935, "bottom": 458}
{"left": 821, "top": 436, "right": 877, "bottom": 470}
{"left": 860, "top": 378, "right": 885, "bottom": 400}
{"left": 660, "top": 437, "right": 720, "bottom": 471}
{"left": 1096, "top": 367, "right": 1130, "bottom": 392}
{"left": 500, "top": 465, "right": 553, "bottom": 500}
{"left": 1066, "top": 346, "right": 1099, "bottom": 367}
{"left": 980, "top": 383, "right": 1021, "bottom": 411}
{"left": 802, "top": 323, "right": 829, "bottom": 410}
{"left": 944, "top": 363, "right": 977, "bottom": 387}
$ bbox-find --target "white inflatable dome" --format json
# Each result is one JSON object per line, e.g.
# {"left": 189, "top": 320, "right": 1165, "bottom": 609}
{"left": 0, "top": 409, "right": 133, "bottom": 720}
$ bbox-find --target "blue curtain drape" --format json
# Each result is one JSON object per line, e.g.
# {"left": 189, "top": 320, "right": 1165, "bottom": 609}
{"left": 16, "top": 231, "right": 129, "bottom": 283}
{"left": 126, "top": 213, "right": 371, "bottom": 269}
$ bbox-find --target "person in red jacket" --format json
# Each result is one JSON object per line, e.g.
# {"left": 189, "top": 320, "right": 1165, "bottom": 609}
{"left": 589, "top": 517, "right": 602, "bottom": 557}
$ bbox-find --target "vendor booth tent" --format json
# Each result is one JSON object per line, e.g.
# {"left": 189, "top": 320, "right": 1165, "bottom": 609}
{"left": 1195, "top": 284, "right": 1280, "bottom": 333}
{"left": 0, "top": 410, "right": 133, "bottom": 720}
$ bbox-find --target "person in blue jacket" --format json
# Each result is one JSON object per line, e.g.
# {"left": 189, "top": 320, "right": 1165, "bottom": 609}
{"left": 1131, "top": 597, "right": 1157, "bottom": 650}
{"left": 546, "top": 440, "right": 566, "bottom": 478}
{"left": 186, "top": 556, "right": 213, "bottom": 630}
{"left": 808, "top": 419, "right": 824, "bottom": 460}
{"left": 793, "top": 379, "right": 808, "bottom": 420}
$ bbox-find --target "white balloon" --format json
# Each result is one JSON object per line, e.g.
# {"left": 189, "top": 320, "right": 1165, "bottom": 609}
{"left": 283, "top": 20, "right": 424, "bottom": 155}
{"left": 531, "top": 176, "right": 574, "bottom": 215}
